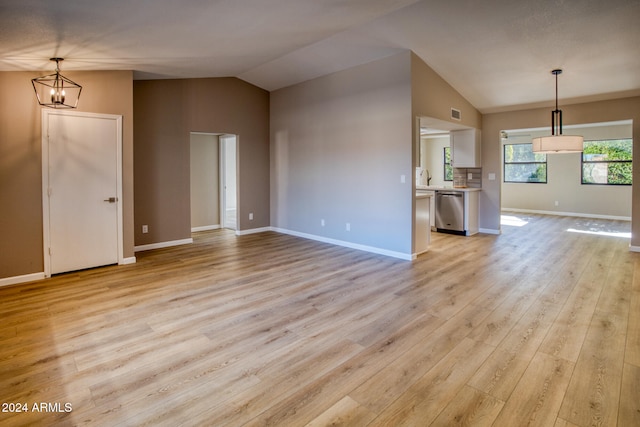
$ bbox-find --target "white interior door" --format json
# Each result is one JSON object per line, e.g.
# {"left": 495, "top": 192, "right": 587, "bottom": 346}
{"left": 220, "top": 134, "right": 237, "bottom": 230}
{"left": 43, "top": 111, "right": 122, "bottom": 275}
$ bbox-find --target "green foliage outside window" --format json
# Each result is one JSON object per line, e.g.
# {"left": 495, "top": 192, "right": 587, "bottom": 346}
{"left": 444, "top": 147, "right": 453, "bottom": 181}
{"left": 504, "top": 143, "right": 547, "bottom": 183}
{"left": 582, "top": 139, "right": 632, "bottom": 185}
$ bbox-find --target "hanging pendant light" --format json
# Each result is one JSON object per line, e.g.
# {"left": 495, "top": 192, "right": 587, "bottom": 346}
{"left": 532, "top": 69, "right": 583, "bottom": 153}
{"left": 32, "top": 58, "right": 82, "bottom": 109}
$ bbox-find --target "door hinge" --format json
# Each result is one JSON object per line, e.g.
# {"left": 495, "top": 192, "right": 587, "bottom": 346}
{"left": 48, "top": 187, "right": 52, "bottom": 197}
{"left": 49, "top": 247, "right": 52, "bottom": 256}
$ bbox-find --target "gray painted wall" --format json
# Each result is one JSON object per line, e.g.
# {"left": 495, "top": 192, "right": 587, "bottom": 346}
{"left": 134, "top": 78, "right": 270, "bottom": 247}
{"left": 270, "top": 53, "right": 414, "bottom": 255}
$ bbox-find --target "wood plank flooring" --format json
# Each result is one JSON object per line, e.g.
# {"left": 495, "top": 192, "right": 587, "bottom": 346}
{"left": 0, "top": 213, "right": 638, "bottom": 426}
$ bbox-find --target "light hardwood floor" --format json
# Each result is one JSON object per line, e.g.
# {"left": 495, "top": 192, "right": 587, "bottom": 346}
{"left": 1, "top": 213, "right": 638, "bottom": 426}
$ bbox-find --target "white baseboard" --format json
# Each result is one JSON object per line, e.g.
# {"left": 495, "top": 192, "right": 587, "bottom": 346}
{"left": 271, "top": 227, "right": 412, "bottom": 261}
{"left": 0, "top": 272, "right": 46, "bottom": 288}
{"left": 501, "top": 208, "right": 631, "bottom": 221}
{"left": 134, "top": 238, "right": 193, "bottom": 252}
{"left": 236, "top": 227, "right": 271, "bottom": 236}
{"left": 630, "top": 245, "right": 640, "bottom": 253}
{"left": 479, "top": 228, "right": 501, "bottom": 235}
{"left": 120, "top": 256, "right": 137, "bottom": 265}
{"left": 191, "top": 224, "right": 220, "bottom": 232}
{"left": 411, "top": 248, "right": 428, "bottom": 260}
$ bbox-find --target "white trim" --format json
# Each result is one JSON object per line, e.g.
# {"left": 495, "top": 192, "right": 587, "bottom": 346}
{"left": 42, "top": 110, "right": 124, "bottom": 278}
{"left": 236, "top": 227, "right": 271, "bottom": 236}
{"left": 0, "top": 272, "right": 46, "bottom": 288}
{"left": 134, "top": 238, "right": 193, "bottom": 252}
{"left": 479, "top": 228, "right": 501, "bottom": 235}
{"left": 42, "top": 111, "right": 51, "bottom": 277}
{"left": 219, "top": 134, "right": 239, "bottom": 231}
{"left": 501, "top": 208, "right": 631, "bottom": 221}
{"left": 630, "top": 245, "right": 640, "bottom": 253}
{"left": 271, "top": 227, "right": 413, "bottom": 260}
{"left": 116, "top": 117, "right": 124, "bottom": 266}
{"left": 120, "top": 257, "right": 137, "bottom": 265}
{"left": 191, "top": 224, "right": 221, "bottom": 232}
{"left": 412, "top": 248, "right": 428, "bottom": 259}
{"left": 191, "top": 131, "right": 223, "bottom": 136}
{"left": 219, "top": 138, "right": 226, "bottom": 230}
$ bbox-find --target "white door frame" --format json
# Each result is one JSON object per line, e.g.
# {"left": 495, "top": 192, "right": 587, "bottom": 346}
{"left": 219, "top": 134, "right": 238, "bottom": 231}
{"left": 42, "top": 109, "right": 124, "bottom": 277}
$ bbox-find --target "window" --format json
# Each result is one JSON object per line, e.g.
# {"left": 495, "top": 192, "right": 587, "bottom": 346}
{"left": 444, "top": 146, "right": 452, "bottom": 181}
{"left": 504, "top": 143, "right": 547, "bottom": 183}
{"left": 582, "top": 139, "right": 632, "bottom": 185}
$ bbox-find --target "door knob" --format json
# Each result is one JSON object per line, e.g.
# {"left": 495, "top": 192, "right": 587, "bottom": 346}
{"left": 103, "top": 197, "right": 118, "bottom": 203}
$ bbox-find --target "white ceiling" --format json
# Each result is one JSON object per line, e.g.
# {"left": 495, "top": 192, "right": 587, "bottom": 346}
{"left": 2, "top": 0, "right": 639, "bottom": 113}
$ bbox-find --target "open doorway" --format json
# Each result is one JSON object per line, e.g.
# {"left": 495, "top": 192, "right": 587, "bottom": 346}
{"left": 499, "top": 120, "right": 632, "bottom": 220}
{"left": 417, "top": 116, "right": 474, "bottom": 188}
{"left": 190, "top": 132, "right": 238, "bottom": 233}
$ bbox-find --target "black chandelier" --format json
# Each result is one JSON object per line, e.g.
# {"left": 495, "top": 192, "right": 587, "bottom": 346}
{"left": 32, "top": 58, "right": 82, "bottom": 109}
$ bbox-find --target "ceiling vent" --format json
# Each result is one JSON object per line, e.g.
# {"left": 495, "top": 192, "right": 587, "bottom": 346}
{"left": 451, "top": 108, "right": 461, "bottom": 121}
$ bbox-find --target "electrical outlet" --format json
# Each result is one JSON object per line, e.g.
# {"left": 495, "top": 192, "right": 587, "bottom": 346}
{"left": 142, "top": 225, "right": 148, "bottom": 233}
{"left": 554, "top": 201, "right": 559, "bottom": 206}
{"left": 400, "top": 175, "right": 406, "bottom": 183}
{"left": 346, "top": 222, "right": 351, "bottom": 231}
{"left": 249, "top": 212, "right": 254, "bottom": 220}
{"left": 321, "top": 219, "right": 325, "bottom": 227}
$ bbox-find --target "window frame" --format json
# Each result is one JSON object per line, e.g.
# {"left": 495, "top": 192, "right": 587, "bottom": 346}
{"left": 581, "top": 138, "right": 632, "bottom": 186}
{"left": 503, "top": 143, "right": 548, "bottom": 184}
{"left": 444, "top": 146, "right": 453, "bottom": 182}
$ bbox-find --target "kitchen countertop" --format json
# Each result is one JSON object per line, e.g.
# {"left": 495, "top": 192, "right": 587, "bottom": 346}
{"left": 416, "top": 185, "right": 482, "bottom": 192}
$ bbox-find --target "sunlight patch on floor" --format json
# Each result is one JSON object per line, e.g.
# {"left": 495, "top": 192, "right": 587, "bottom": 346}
{"left": 501, "top": 215, "right": 529, "bottom": 227}
{"left": 567, "top": 228, "right": 631, "bottom": 239}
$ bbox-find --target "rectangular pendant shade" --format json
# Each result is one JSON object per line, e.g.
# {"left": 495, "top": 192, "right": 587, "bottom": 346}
{"left": 531, "top": 134, "right": 584, "bottom": 154}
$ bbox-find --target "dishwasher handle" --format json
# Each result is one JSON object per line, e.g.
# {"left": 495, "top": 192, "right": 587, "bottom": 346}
{"left": 438, "top": 192, "right": 463, "bottom": 197}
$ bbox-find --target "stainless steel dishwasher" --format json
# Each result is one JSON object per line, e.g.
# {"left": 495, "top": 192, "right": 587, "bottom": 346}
{"left": 435, "top": 190, "right": 465, "bottom": 235}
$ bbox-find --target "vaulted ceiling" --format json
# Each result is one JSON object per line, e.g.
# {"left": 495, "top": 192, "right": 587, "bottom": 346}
{"left": 2, "top": 0, "right": 639, "bottom": 113}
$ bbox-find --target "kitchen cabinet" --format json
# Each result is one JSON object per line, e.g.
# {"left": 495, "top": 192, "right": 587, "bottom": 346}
{"left": 450, "top": 129, "right": 481, "bottom": 168}
{"left": 418, "top": 186, "right": 480, "bottom": 237}
{"left": 464, "top": 190, "right": 479, "bottom": 236}
{"left": 416, "top": 189, "right": 435, "bottom": 229}
{"left": 415, "top": 193, "right": 431, "bottom": 254}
